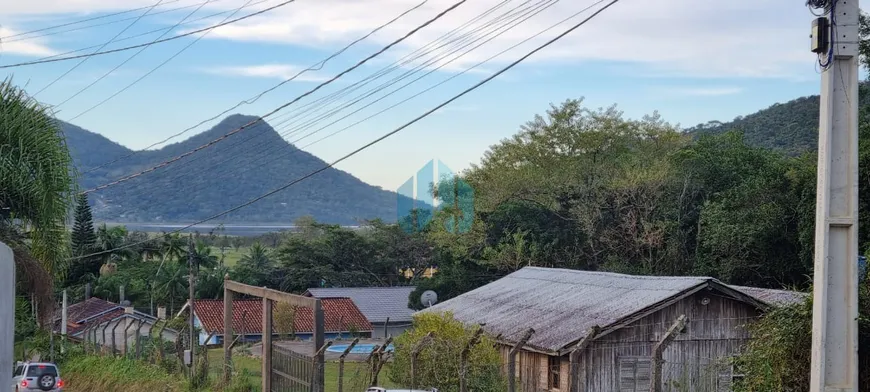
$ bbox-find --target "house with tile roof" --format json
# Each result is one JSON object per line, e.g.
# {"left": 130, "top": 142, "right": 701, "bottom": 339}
{"left": 178, "top": 297, "right": 373, "bottom": 345}
{"left": 303, "top": 286, "right": 416, "bottom": 338}
{"left": 52, "top": 297, "right": 178, "bottom": 352}
{"left": 421, "top": 267, "right": 806, "bottom": 392}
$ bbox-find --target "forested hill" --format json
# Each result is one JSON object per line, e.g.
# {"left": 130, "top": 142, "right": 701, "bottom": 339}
{"left": 686, "top": 84, "right": 870, "bottom": 154}
{"left": 686, "top": 95, "right": 822, "bottom": 154}
{"left": 62, "top": 115, "right": 406, "bottom": 224}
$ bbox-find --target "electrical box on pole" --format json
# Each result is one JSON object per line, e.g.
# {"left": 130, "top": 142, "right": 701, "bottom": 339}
{"left": 809, "top": 0, "right": 860, "bottom": 391}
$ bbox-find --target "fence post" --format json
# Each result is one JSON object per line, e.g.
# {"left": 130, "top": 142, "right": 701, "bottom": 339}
{"left": 460, "top": 329, "right": 485, "bottom": 392}
{"left": 262, "top": 297, "right": 273, "bottom": 392}
{"left": 223, "top": 276, "right": 234, "bottom": 385}
{"left": 157, "top": 321, "right": 167, "bottom": 362}
{"left": 123, "top": 320, "right": 136, "bottom": 356}
{"left": 313, "top": 299, "right": 325, "bottom": 392}
{"left": 651, "top": 315, "right": 687, "bottom": 392}
{"left": 136, "top": 319, "right": 145, "bottom": 360}
{"left": 569, "top": 326, "right": 600, "bottom": 392}
{"left": 313, "top": 341, "right": 333, "bottom": 391}
{"left": 508, "top": 328, "right": 535, "bottom": 392}
{"left": 383, "top": 317, "right": 390, "bottom": 339}
{"left": 111, "top": 321, "right": 122, "bottom": 356}
{"left": 146, "top": 322, "right": 157, "bottom": 363}
{"left": 371, "top": 337, "right": 393, "bottom": 387}
{"left": 100, "top": 322, "right": 111, "bottom": 355}
{"left": 411, "top": 332, "right": 436, "bottom": 391}
{"left": 338, "top": 338, "right": 360, "bottom": 392}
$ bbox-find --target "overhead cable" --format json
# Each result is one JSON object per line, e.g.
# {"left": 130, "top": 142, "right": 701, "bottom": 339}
{"left": 80, "top": 0, "right": 468, "bottom": 194}
{"left": 67, "top": 0, "right": 621, "bottom": 262}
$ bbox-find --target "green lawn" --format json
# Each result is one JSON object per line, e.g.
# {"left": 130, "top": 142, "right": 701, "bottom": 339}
{"left": 206, "top": 349, "right": 398, "bottom": 392}
{"left": 212, "top": 247, "right": 248, "bottom": 267}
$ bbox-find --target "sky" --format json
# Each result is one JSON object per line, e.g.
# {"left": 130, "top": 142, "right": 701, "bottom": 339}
{"left": 0, "top": 0, "right": 838, "bottom": 192}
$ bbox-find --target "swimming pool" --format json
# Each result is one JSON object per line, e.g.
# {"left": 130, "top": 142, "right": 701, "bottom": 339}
{"left": 326, "top": 343, "right": 394, "bottom": 354}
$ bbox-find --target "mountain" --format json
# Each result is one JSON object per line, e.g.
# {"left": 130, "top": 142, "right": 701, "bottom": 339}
{"left": 63, "top": 115, "right": 406, "bottom": 224}
{"left": 685, "top": 84, "right": 870, "bottom": 154}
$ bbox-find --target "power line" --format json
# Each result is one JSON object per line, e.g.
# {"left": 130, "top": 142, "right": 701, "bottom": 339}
{"left": 0, "top": 0, "right": 184, "bottom": 39}
{"left": 68, "top": 0, "right": 255, "bottom": 121}
{"left": 81, "top": 0, "right": 468, "bottom": 195}
{"left": 152, "top": 0, "right": 524, "bottom": 180}
{"left": 54, "top": 0, "right": 216, "bottom": 109}
{"left": 164, "top": 0, "right": 555, "bottom": 184}
{"left": 31, "top": 0, "right": 271, "bottom": 62}
{"left": 80, "top": 0, "right": 428, "bottom": 174}
{"left": 68, "top": 0, "right": 621, "bottom": 261}
{"left": 0, "top": 0, "right": 296, "bottom": 69}
{"left": 1, "top": 0, "right": 221, "bottom": 43}
{"left": 32, "top": 0, "right": 167, "bottom": 97}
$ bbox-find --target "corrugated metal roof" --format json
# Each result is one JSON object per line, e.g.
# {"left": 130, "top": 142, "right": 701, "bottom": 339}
{"left": 305, "top": 286, "right": 416, "bottom": 323}
{"left": 421, "top": 267, "right": 795, "bottom": 353}
{"left": 729, "top": 285, "right": 807, "bottom": 306}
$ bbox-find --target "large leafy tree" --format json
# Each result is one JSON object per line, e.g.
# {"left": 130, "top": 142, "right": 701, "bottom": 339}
{"left": 1, "top": 79, "right": 76, "bottom": 325}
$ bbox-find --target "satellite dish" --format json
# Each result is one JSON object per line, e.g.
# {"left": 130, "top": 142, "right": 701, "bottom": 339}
{"left": 421, "top": 290, "right": 438, "bottom": 308}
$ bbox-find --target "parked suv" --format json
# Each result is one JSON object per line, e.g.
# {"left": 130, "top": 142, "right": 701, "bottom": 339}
{"left": 12, "top": 362, "right": 63, "bottom": 392}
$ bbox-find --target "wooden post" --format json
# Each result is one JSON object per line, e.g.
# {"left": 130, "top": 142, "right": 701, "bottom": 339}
{"left": 123, "top": 319, "right": 136, "bottom": 355}
{"left": 223, "top": 274, "right": 233, "bottom": 384}
{"left": 371, "top": 337, "right": 394, "bottom": 386}
{"left": 313, "top": 298, "right": 325, "bottom": 392}
{"left": 569, "top": 326, "right": 600, "bottom": 392}
{"left": 157, "top": 322, "right": 167, "bottom": 361}
{"left": 651, "top": 315, "right": 687, "bottom": 392}
{"left": 411, "top": 332, "right": 435, "bottom": 391}
{"left": 383, "top": 317, "right": 390, "bottom": 339}
{"left": 460, "top": 329, "right": 484, "bottom": 392}
{"left": 338, "top": 338, "right": 360, "bottom": 392}
{"left": 188, "top": 235, "right": 196, "bottom": 369}
{"left": 508, "top": 328, "right": 535, "bottom": 392}
{"left": 262, "top": 298, "right": 273, "bottom": 392}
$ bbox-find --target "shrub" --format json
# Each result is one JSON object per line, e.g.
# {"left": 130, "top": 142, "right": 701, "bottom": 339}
{"left": 388, "top": 312, "right": 505, "bottom": 392}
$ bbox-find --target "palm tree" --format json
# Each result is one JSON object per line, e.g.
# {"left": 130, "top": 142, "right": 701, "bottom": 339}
{"left": 192, "top": 241, "right": 218, "bottom": 270}
{"left": 0, "top": 79, "right": 76, "bottom": 273}
{"left": 235, "top": 241, "right": 274, "bottom": 287}
{"left": 1, "top": 79, "right": 77, "bottom": 325}
{"left": 95, "top": 224, "right": 135, "bottom": 264}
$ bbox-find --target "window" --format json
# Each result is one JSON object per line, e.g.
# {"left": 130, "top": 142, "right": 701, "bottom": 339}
{"left": 717, "top": 363, "right": 744, "bottom": 392}
{"left": 13, "top": 365, "right": 23, "bottom": 377}
{"left": 548, "top": 356, "right": 561, "bottom": 390}
{"left": 26, "top": 364, "right": 58, "bottom": 377}
{"left": 619, "top": 356, "right": 651, "bottom": 392}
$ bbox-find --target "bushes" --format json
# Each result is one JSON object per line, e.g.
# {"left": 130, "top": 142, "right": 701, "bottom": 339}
{"left": 388, "top": 312, "right": 505, "bottom": 392}
{"left": 735, "top": 278, "right": 870, "bottom": 391}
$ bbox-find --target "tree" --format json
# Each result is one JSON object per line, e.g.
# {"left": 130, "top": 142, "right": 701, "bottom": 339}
{"left": 1, "top": 79, "right": 76, "bottom": 326}
{"left": 389, "top": 312, "right": 505, "bottom": 392}
{"left": 233, "top": 241, "right": 274, "bottom": 287}
{"left": 71, "top": 194, "right": 96, "bottom": 256}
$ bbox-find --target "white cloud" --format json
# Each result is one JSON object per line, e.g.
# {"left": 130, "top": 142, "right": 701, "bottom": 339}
{"left": 0, "top": 0, "right": 837, "bottom": 79}
{"left": 0, "top": 26, "right": 57, "bottom": 56}
{"left": 201, "top": 64, "right": 330, "bottom": 81}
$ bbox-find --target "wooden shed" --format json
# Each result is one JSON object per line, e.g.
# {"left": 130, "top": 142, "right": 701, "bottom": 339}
{"left": 422, "top": 267, "right": 804, "bottom": 392}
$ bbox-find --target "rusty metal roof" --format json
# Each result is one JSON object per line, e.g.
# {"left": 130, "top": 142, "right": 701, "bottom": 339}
{"left": 421, "top": 267, "right": 797, "bottom": 353}
{"left": 191, "top": 298, "right": 373, "bottom": 335}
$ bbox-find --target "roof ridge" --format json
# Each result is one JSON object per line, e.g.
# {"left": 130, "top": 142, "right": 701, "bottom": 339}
{"left": 520, "top": 266, "right": 714, "bottom": 281}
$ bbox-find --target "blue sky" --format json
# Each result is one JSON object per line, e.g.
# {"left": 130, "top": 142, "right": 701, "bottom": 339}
{"left": 0, "top": 0, "right": 833, "bottom": 191}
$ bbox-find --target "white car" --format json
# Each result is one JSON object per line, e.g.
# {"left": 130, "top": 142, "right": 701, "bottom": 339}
{"left": 12, "top": 362, "right": 64, "bottom": 392}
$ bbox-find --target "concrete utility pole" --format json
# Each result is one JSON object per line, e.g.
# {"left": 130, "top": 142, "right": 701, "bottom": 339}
{"left": 188, "top": 234, "right": 196, "bottom": 370}
{"left": 1, "top": 242, "right": 14, "bottom": 392}
{"left": 810, "top": 0, "right": 860, "bottom": 390}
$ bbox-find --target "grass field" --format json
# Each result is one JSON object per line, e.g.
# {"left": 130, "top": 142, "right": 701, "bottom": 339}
{"left": 206, "top": 349, "right": 398, "bottom": 392}
{"left": 212, "top": 247, "right": 248, "bottom": 267}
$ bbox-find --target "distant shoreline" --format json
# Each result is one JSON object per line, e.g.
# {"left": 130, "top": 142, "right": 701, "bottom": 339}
{"left": 95, "top": 222, "right": 363, "bottom": 236}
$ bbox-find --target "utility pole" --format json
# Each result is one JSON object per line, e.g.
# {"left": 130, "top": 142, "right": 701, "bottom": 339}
{"left": 188, "top": 234, "right": 196, "bottom": 373}
{"left": 809, "top": 0, "right": 860, "bottom": 391}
